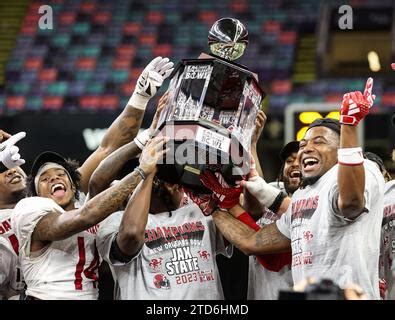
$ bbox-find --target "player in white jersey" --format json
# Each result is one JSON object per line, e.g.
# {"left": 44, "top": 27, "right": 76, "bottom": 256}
{"left": 10, "top": 57, "right": 174, "bottom": 300}
{"left": 244, "top": 141, "right": 300, "bottom": 300}
{"left": 89, "top": 126, "right": 231, "bottom": 300}
{"left": 383, "top": 179, "right": 395, "bottom": 300}
{"left": 97, "top": 202, "right": 230, "bottom": 300}
{"left": 364, "top": 151, "right": 395, "bottom": 299}
{"left": 0, "top": 130, "right": 27, "bottom": 299}
{"left": 205, "top": 78, "right": 385, "bottom": 299}
{"left": 12, "top": 136, "right": 167, "bottom": 300}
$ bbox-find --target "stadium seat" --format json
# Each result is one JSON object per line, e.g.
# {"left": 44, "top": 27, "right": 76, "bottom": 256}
{"left": 100, "top": 95, "right": 119, "bottom": 109}
{"left": 43, "top": 96, "right": 64, "bottom": 110}
{"left": 2, "top": 0, "right": 387, "bottom": 113}
{"left": 26, "top": 96, "right": 43, "bottom": 110}
{"left": 6, "top": 96, "right": 25, "bottom": 110}
{"left": 80, "top": 95, "right": 100, "bottom": 109}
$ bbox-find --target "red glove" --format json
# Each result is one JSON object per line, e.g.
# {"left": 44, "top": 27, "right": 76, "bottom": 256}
{"left": 340, "top": 77, "right": 375, "bottom": 126}
{"left": 200, "top": 171, "right": 243, "bottom": 209}
{"left": 379, "top": 278, "right": 387, "bottom": 300}
{"left": 183, "top": 187, "right": 218, "bottom": 216}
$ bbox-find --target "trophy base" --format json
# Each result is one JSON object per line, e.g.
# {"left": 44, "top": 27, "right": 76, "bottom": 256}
{"left": 154, "top": 120, "right": 250, "bottom": 194}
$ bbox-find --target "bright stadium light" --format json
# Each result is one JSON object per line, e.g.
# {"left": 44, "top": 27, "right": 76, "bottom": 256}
{"left": 367, "top": 51, "right": 381, "bottom": 72}
{"left": 299, "top": 112, "right": 324, "bottom": 124}
{"left": 285, "top": 103, "right": 363, "bottom": 145}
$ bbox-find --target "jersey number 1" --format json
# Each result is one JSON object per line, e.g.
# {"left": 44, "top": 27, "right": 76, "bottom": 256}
{"left": 74, "top": 236, "right": 99, "bottom": 290}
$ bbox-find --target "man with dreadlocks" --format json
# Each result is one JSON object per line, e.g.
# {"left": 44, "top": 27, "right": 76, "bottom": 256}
{"left": 10, "top": 56, "right": 174, "bottom": 300}
{"left": 92, "top": 103, "right": 231, "bottom": 299}
{"left": 243, "top": 140, "right": 300, "bottom": 300}
{"left": 364, "top": 152, "right": 395, "bottom": 300}
{"left": 11, "top": 137, "right": 167, "bottom": 300}
{"left": 201, "top": 79, "right": 385, "bottom": 299}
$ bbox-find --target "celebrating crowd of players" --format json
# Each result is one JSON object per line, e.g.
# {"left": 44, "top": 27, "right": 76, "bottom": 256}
{"left": 0, "top": 56, "right": 394, "bottom": 300}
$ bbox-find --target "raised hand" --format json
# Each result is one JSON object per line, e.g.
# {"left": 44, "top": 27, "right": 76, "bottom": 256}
{"left": 128, "top": 57, "right": 174, "bottom": 110}
{"left": 251, "top": 110, "right": 267, "bottom": 146}
{"left": 340, "top": 77, "right": 376, "bottom": 126}
{"left": 138, "top": 136, "right": 169, "bottom": 175}
{"left": 0, "top": 130, "right": 11, "bottom": 143}
{"left": 183, "top": 187, "right": 219, "bottom": 216}
{"left": 200, "top": 171, "right": 242, "bottom": 209}
{"left": 149, "top": 92, "right": 168, "bottom": 133}
{"left": 0, "top": 131, "right": 26, "bottom": 171}
{"left": 134, "top": 93, "right": 169, "bottom": 150}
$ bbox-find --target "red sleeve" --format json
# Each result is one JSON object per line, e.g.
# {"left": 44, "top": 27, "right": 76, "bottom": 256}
{"left": 236, "top": 212, "right": 291, "bottom": 272}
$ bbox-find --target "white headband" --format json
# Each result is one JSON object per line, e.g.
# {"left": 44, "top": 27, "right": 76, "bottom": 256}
{"left": 34, "top": 162, "right": 73, "bottom": 195}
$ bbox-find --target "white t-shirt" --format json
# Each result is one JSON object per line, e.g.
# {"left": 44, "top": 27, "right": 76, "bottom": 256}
{"left": 0, "top": 209, "right": 23, "bottom": 299}
{"left": 381, "top": 180, "right": 395, "bottom": 299}
{"left": 97, "top": 203, "right": 232, "bottom": 300}
{"left": 247, "top": 206, "right": 293, "bottom": 300}
{"left": 11, "top": 197, "right": 100, "bottom": 300}
{"left": 276, "top": 160, "right": 384, "bottom": 299}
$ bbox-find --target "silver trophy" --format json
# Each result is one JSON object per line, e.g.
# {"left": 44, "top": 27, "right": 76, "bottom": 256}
{"left": 155, "top": 18, "right": 264, "bottom": 193}
{"left": 208, "top": 17, "right": 249, "bottom": 61}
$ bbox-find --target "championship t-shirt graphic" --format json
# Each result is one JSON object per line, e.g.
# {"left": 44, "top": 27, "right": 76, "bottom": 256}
{"left": 144, "top": 220, "right": 216, "bottom": 289}
{"left": 97, "top": 202, "right": 230, "bottom": 300}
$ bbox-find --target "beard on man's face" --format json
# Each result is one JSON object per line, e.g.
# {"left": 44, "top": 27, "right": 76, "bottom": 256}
{"left": 283, "top": 178, "right": 299, "bottom": 195}
{"left": 300, "top": 175, "right": 321, "bottom": 188}
{"left": 10, "top": 188, "right": 26, "bottom": 203}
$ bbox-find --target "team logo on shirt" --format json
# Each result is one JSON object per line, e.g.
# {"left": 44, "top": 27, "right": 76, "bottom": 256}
{"left": 198, "top": 250, "right": 211, "bottom": 262}
{"left": 149, "top": 258, "right": 163, "bottom": 272}
{"left": 153, "top": 274, "right": 170, "bottom": 290}
{"left": 303, "top": 231, "right": 314, "bottom": 242}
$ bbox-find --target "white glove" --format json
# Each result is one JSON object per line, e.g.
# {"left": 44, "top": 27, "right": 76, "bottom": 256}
{"left": 241, "top": 175, "right": 281, "bottom": 209}
{"left": 128, "top": 56, "right": 174, "bottom": 110}
{"left": 134, "top": 129, "right": 151, "bottom": 150}
{"left": 0, "top": 132, "right": 26, "bottom": 171}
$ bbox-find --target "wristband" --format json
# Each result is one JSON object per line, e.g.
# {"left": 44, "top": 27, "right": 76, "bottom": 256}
{"left": 236, "top": 212, "right": 260, "bottom": 231}
{"left": 338, "top": 147, "right": 364, "bottom": 166}
{"left": 134, "top": 166, "right": 146, "bottom": 180}
{"left": 268, "top": 191, "right": 287, "bottom": 213}
{"left": 243, "top": 176, "right": 281, "bottom": 209}
{"left": 134, "top": 129, "right": 151, "bottom": 150}
{"left": 128, "top": 93, "right": 149, "bottom": 110}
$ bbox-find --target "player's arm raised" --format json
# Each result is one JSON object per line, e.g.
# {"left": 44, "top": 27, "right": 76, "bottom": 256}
{"left": 88, "top": 94, "right": 168, "bottom": 198}
{"left": 337, "top": 78, "right": 375, "bottom": 218}
{"left": 31, "top": 137, "right": 168, "bottom": 245}
{"left": 0, "top": 131, "right": 26, "bottom": 172}
{"left": 78, "top": 57, "right": 174, "bottom": 194}
{"left": 115, "top": 138, "right": 169, "bottom": 258}
{"left": 250, "top": 110, "right": 266, "bottom": 177}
